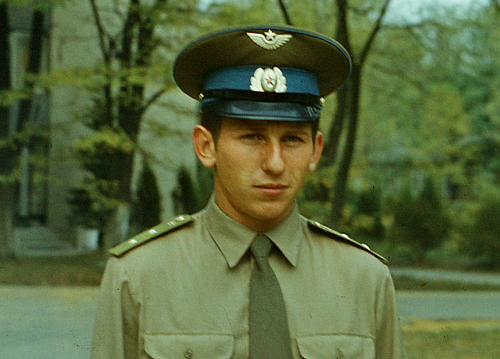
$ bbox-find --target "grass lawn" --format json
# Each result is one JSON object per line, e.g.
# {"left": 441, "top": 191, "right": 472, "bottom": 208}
{"left": 403, "top": 319, "right": 500, "bottom": 359}
{"left": 393, "top": 275, "right": 500, "bottom": 292}
{"left": 0, "top": 253, "right": 104, "bottom": 286}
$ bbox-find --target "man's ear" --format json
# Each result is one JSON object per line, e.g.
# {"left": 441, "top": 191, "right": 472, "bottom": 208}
{"left": 192, "top": 125, "right": 217, "bottom": 168}
{"left": 309, "top": 131, "right": 324, "bottom": 172}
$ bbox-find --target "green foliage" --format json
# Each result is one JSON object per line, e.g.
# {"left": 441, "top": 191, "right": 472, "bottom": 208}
{"left": 131, "top": 159, "right": 162, "bottom": 231}
{"left": 0, "top": 89, "right": 30, "bottom": 107}
{"left": 299, "top": 170, "right": 385, "bottom": 241}
{"left": 73, "top": 126, "right": 135, "bottom": 205}
{"left": 195, "top": 164, "right": 214, "bottom": 210}
{"left": 459, "top": 194, "right": 500, "bottom": 269}
{"left": 66, "top": 184, "right": 109, "bottom": 229}
{"left": 346, "top": 186, "right": 385, "bottom": 240}
{"left": 173, "top": 166, "right": 204, "bottom": 215}
{"left": 297, "top": 167, "right": 333, "bottom": 224}
{"left": 385, "top": 178, "right": 450, "bottom": 262}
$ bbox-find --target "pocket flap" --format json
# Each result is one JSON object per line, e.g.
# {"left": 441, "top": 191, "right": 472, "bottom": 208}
{"left": 297, "top": 334, "right": 375, "bottom": 359}
{"left": 145, "top": 333, "right": 234, "bottom": 359}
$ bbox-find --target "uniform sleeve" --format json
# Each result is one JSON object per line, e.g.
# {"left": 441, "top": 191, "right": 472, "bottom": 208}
{"left": 91, "top": 256, "right": 139, "bottom": 359}
{"left": 374, "top": 268, "right": 407, "bottom": 359}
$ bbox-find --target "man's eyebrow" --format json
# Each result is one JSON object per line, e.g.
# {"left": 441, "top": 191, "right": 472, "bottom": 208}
{"left": 287, "top": 128, "right": 310, "bottom": 134}
{"left": 284, "top": 127, "right": 312, "bottom": 136}
{"left": 236, "top": 124, "right": 266, "bottom": 132}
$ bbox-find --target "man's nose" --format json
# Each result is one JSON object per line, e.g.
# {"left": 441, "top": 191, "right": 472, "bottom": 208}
{"left": 262, "top": 141, "right": 285, "bottom": 174}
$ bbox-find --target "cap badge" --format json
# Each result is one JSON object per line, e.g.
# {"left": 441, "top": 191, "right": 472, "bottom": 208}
{"left": 247, "top": 30, "right": 292, "bottom": 50}
{"left": 250, "top": 67, "right": 287, "bottom": 93}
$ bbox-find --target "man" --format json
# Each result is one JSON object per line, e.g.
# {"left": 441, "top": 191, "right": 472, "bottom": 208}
{"left": 91, "top": 25, "right": 407, "bottom": 359}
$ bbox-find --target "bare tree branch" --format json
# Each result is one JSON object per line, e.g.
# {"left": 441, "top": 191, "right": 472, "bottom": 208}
{"left": 140, "top": 88, "right": 168, "bottom": 116}
{"left": 277, "top": 0, "right": 293, "bottom": 25}
{"left": 359, "top": 0, "right": 392, "bottom": 66}
{"left": 89, "top": 0, "right": 115, "bottom": 64}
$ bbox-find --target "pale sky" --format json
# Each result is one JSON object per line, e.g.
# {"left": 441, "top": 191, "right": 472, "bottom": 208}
{"left": 386, "top": 0, "right": 490, "bottom": 23}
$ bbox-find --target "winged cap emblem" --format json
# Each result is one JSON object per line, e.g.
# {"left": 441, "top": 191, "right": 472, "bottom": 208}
{"left": 247, "top": 30, "right": 293, "bottom": 50}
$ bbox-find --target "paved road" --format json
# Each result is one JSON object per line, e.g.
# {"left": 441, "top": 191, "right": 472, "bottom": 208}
{"left": 397, "top": 291, "right": 500, "bottom": 320}
{"left": 390, "top": 267, "right": 500, "bottom": 287}
{"left": 391, "top": 267, "right": 500, "bottom": 320}
{"left": 1, "top": 284, "right": 500, "bottom": 359}
{"left": 0, "top": 286, "right": 98, "bottom": 359}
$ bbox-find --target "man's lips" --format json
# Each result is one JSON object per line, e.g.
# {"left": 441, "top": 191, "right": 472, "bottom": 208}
{"left": 254, "top": 184, "right": 289, "bottom": 195}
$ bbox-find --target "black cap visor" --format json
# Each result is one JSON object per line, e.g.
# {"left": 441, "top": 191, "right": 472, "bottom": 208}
{"left": 202, "top": 99, "right": 321, "bottom": 122}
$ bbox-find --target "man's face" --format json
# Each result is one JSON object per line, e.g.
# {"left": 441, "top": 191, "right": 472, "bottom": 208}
{"left": 194, "top": 118, "right": 323, "bottom": 232}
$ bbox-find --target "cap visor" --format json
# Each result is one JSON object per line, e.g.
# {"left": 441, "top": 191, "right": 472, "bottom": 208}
{"left": 202, "top": 100, "right": 321, "bottom": 122}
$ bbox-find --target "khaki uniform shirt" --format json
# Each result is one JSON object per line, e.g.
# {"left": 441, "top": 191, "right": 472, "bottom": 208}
{"left": 91, "top": 198, "right": 406, "bottom": 358}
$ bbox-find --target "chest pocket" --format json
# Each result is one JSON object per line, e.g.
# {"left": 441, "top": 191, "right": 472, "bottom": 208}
{"left": 144, "top": 333, "right": 233, "bottom": 359}
{"left": 297, "top": 335, "right": 375, "bottom": 359}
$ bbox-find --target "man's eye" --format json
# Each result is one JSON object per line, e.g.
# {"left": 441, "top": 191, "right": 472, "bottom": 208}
{"left": 284, "top": 136, "right": 303, "bottom": 143}
{"left": 242, "top": 134, "right": 260, "bottom": 140}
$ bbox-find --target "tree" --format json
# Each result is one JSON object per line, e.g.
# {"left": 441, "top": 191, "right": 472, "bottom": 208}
{"left": 325, "top": 0, "right": 393, "bottom": 227}
{"left": 276, "top": 0, "right": 393, "bottom": 227}
{"left": 78, "top": 0, "right": 206, "bottom": 252}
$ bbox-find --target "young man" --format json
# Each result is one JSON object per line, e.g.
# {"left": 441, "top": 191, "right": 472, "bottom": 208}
{"left": 91, "top": 25, "right": 407, "bottom": 359}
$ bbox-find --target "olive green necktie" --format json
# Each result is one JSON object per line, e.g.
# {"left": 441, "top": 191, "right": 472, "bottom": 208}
{"left": 249, "top": 234, "right": 293, "bottom": 359}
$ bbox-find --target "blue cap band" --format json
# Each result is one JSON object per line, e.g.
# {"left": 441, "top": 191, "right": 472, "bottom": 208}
{"left": 203, "top": 66, "right": 320, "bottom": 96}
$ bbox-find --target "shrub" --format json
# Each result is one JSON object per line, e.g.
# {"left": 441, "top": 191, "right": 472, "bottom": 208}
{"left": 131, "top": 159, "right": 162, "bottom": 231}
{"left": 386, "top": 179, "right": 450, "bottom": 262}
{"left": 462, "top": 197, "right": 500, "bottom": 269}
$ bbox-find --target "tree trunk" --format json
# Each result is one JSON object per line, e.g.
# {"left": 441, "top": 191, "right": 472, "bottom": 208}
{"left": 276, "top": 0, "right": 293, "bottom": 25}
{"left": 329, "top": 68, "right": 361, "bottom": 227}
{"left": 320, "top": 87, "right": 349, "bottom": 166}
{"left": 324, "top": 0, "right": 391, "bottom": 227}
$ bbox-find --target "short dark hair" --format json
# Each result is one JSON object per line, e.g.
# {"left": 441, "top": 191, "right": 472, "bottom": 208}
{"left": 200, "top": 109, "right": 320, "bottom": 145}
{"left": 200, "top": 109, "right": 224, "bottom": 142}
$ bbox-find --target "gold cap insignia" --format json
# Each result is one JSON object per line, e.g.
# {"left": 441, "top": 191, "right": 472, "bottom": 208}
{"left": 247, "top": 30, "right": 292, "bottom": 50}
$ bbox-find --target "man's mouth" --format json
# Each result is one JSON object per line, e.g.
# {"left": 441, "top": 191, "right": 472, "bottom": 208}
{"left": 254, "top": 184, "right": 289, "bottom": 196}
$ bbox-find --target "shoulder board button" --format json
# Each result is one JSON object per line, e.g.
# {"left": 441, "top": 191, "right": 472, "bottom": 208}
{"left": 108, "top": 215, "right": 193, "bottom": 257}
{"left": 307, "top": 219, "right": 388, "bottom": 264}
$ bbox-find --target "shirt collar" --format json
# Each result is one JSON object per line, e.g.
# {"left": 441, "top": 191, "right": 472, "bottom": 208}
{"left": 203, "top": 196, "right": 303, "bottom": 268}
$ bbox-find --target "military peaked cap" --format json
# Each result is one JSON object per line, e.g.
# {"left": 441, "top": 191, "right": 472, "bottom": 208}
{"left": 173, "top": 25, "right": 351, "bottom": 122}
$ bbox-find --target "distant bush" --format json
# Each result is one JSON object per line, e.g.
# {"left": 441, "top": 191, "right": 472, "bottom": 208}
{"left": 461, "top": 197, "right": 500, "bottom": 269}
{"left": 385, "top": 178, "right": 450, "bottom": 262}
{"left": 172, "top": 166, "right": 209, "bottom": 215}
{"left": 131, "top": 159, "right": 162, "bottom": 232}
{"left": 340, "top": 186, "right": 385, "bottom": 241}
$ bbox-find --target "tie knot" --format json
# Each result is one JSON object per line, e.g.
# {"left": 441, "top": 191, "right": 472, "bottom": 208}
{"left": 250, "top": 234, "right": 273, "bottom": 259}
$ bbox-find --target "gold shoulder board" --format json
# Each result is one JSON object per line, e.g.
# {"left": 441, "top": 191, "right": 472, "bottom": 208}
{"left": 108, "top": 215, "right": 193, "bottom": 257}
{"left": 307, "top": 219, "right": 388, "bottom": 264}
